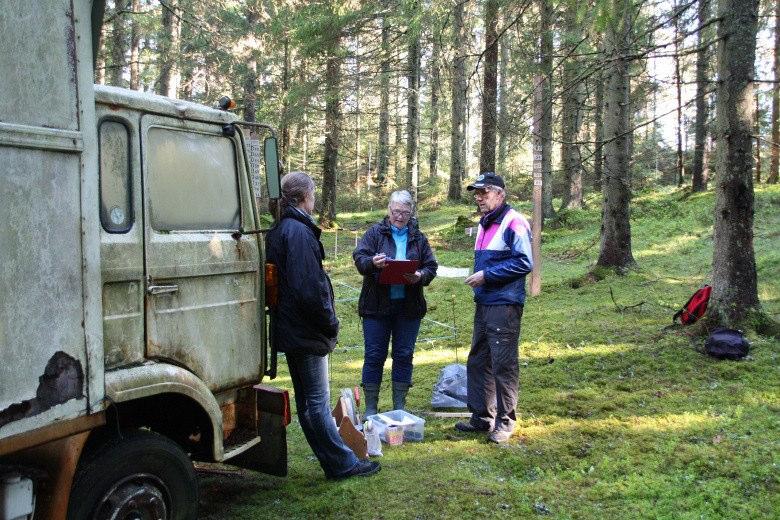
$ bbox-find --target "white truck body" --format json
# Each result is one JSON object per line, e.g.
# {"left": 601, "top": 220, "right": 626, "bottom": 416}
{"left": 0, "top": 2, "right": 287, "bottom": 519}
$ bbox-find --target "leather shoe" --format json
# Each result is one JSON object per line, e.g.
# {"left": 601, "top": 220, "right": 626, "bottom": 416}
{"left": 329, "top": 460, "right": 381, "bottom": 480}
{"left": 454, "top": 421, "right": 491, "bottom": 433}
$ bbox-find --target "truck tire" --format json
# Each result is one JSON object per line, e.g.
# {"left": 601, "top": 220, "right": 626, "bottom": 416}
{"left": 67, "top": 429, "right": 198, "bottom": 520}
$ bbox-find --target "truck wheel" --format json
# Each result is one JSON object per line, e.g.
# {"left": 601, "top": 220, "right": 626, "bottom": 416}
{"left": 67, "top": 429, "right": 198, "bottom": 520}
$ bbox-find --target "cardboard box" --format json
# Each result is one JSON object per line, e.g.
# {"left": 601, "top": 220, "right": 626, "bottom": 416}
{"left": 332, "top": 397, "right": 368, "bottom": 459}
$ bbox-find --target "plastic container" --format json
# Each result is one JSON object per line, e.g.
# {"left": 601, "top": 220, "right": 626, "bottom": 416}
{"left": 365, "top": 409, "right": 425, "bottom": 443}
{"left": 364, "top": 419, "right": 383, "bottom": 456}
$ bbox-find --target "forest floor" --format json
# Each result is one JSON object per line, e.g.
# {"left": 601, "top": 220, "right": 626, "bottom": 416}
{"left": 199, "top": 185, "right": 779, "bottom": 519}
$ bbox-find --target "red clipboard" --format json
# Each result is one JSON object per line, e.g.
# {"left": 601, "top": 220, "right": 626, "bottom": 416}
{"left": 378, "top": 259, "right": 420, "bottom": 285}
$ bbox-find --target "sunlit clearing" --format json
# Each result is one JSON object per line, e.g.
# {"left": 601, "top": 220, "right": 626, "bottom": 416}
{"left": 521, "top": 412, "right": 718, "bottom": 438}
{"left": 523, "top": 341, "right": 634, "bottom": 359}
{"left": 634, "top": 233, "right": 702, "bottom": 259}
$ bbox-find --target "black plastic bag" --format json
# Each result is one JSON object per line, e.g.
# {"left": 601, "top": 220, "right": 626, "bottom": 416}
{"left": 704, "top": 328, "right": 750, "bottom": 360}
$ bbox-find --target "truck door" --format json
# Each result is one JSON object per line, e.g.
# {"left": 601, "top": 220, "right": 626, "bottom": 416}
{"left": 140, "top": 115, "right": 263, "bottom": 391}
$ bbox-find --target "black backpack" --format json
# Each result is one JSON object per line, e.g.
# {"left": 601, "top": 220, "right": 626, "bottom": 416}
{"left": 704, "top": 328, "right": 750, "bottom": 360}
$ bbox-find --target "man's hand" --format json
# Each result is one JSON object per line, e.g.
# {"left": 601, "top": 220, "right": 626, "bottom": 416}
{"left": 465, "top": 270, "right": 485, "bottom": 288}
{"left": 403, "top": 270, "right": 422, "bottom": 284}
{"left": 372, "top": 253, "right": 387, "bottom": 269}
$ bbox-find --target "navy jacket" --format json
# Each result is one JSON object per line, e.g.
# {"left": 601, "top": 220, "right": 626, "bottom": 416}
{"left": 265, "top": 206, "right": 339, "bottom": 355}
{"left": 353, "top": 218, "right": 438, "bottom": 319}
{"left": 473, "top": 203, "right": 533, "bottom": 305}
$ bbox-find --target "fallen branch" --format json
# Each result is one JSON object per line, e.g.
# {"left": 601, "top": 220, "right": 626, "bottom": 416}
{"left": 609, "top": 286, "right": 646, "bottom": 312}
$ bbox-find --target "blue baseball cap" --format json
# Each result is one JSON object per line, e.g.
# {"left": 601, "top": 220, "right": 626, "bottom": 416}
{"left": 467, "top": 172, "right": 505, "bottom": 191}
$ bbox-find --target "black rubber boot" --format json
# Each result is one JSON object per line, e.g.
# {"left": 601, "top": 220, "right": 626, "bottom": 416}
{"left": 392, "top": 382, "right": 411, "bottom": 411}
{"left": 363, "top": 383, "right": 380, "bottom": 416}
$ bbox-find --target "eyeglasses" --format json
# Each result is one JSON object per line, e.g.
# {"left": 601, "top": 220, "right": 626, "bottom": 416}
{"left": 390, "top": 209, "right": 412, "bottom": 217}
{"left": 474, "top": 185, "right": 500, "bottom": 196}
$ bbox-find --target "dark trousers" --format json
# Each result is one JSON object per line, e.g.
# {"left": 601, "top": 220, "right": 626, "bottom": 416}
{"left": 466, "top": 303, "right": 523, "bottom": 432}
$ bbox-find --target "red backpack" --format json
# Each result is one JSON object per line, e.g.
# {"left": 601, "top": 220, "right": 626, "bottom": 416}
{"left": 673, "top": 285, "right": 712, "bottom": 325}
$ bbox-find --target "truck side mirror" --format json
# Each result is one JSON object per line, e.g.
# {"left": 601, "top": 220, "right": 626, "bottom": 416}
{"left": 264, "top": 137, "right": 281, "bottom": 199}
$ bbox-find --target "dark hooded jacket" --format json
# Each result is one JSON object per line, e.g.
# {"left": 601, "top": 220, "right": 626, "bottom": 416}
{"left": 265, "top": 206, "right": 338, "bottom": 355}
{"left": 353, "top": 217, "right": 438, "bottom": 319}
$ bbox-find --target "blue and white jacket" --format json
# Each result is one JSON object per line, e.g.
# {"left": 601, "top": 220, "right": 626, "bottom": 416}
{"left": 473, "top": 203, "right": 533, "bottom": 305}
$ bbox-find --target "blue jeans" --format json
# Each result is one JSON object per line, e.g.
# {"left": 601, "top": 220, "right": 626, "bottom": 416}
{"left": 361, "top": 301, "right": 422, "bottom": 385}
{"left": 285, "top": 352, "right": 359, "bottom": 478}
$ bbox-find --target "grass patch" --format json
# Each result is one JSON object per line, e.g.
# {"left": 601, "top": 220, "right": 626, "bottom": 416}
{"left": 200, "top": 185, "right": 780, "bottom": 519}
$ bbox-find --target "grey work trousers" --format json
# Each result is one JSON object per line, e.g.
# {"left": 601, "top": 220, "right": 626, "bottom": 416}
{"left": 466, "top": 303, "right": 523, "bottom": 433}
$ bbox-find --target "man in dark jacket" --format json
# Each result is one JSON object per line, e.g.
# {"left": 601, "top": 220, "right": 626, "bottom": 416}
{"left": 353, "top": 190, "right": 437, "bottom": 415}
{"left": 455, "top": 172, "right": 533, "bottom": 444}
{"left": 266, "top": 172, "right": 379, "bottom": 479}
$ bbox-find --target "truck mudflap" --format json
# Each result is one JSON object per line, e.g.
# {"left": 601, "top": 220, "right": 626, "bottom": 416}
{"left": 223, "top": 384, "right": 290, "bottom": 477}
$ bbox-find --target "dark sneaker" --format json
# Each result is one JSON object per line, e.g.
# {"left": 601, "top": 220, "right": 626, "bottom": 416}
{"left": 488, "top": 429, "right": 512, "bottom": 444}
{"left": 329, "top": 460, "right": 381, "bottom": 480}
{"left": 455, "top": 421, "right": 491, "bottom": 433}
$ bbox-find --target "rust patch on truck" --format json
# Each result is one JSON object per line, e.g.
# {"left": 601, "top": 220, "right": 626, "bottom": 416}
{"left": 0, "top": 352, "right": 84, "bottom": 429}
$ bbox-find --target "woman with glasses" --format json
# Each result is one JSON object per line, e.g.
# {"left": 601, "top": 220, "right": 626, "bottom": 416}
{"left": 353, "top": 190, "right": 438, "bottom": 416}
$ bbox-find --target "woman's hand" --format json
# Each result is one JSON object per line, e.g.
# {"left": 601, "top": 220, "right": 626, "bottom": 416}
{"left": 372, "top": 253, "right": 387, "bottom": 269}
{"left": 403, "top": 270, "right": 422, "bottom": 284}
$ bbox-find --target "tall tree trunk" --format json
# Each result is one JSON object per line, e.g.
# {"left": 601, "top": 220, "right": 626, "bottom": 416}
{"left": 594, "top": 62, "right": 604, "bottom": 191}
{"left": 449, "top": 0, "right": 466, "bottom": 200}
{"left": 560, "top": 0, "right": 585, "bottom": 210}
{"left": 158, "top": 0, "right": 181, "bottom": 98}
{"left": 377, "top": 10, "right": 390, "bottom": 184}
{"left": 769, "top": 0, "right": 780, "bottom": 184}
{"left": 110, "top": 1, "right": 128, "bottom": 87}
{"left": 280, "top": 37, "right": 291, "bottom": 164}
{"left": 429, "top": 32, "right": 441, "bottom": 180}
{"left": 295, "top": 58, "right": 309, "bottom": 171}
{"left": 691, "top": 0, "right": 711, "bottom": 191}
{"left": 479, "top": 0, "right": 499, "bottom": 173}
{"left": 243, "top": 62, "right": 257, "bottom": 127}
{"left": 597, "top": 0, "right": 635, "bottom": 270}
{"left": 755, "top": 92, "right": 761, "bottom": 182}
{"left": 129, "top": 0, "right": 140, "bottom": 90}
{"left": 242, "top": 4, "right": 259, "bottom": 155}
{"left": 674, "top": 0, "right": 685, "bottom": 187}
{"left": 394, "top": 73, "right": 404, "bottom": 182}
{"left": 95, "top": 13, "right": 106, "bottom": 85}
{"left": 243, "top": 7, "right": 259, "bottom": 131}
{"left": 708, "top": 0, "right": 761, "bottom": 326}
{"left": 355, "top": 35, "right": 362, "bottom": 190}
{"left": 302, "top": 107, "right": 308, "bottom": 172}
{"left": 321, "top": 48, "right": 342, "bottom": 226}
{"left": 406, "top": 27, "right": 421, "bottom": 196}
{"left": 539, "top": 0, "right": 555, "bottom": 219}
{"left": 497, "top": 26, "right": 510, "bottom": 174}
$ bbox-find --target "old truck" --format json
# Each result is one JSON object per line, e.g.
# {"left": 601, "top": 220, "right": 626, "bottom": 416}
{"left": 0, "top": 1, "right": 290, "bottom": 519}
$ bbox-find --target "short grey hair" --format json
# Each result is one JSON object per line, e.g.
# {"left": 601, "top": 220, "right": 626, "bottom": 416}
{"left": 486, "top": 185, "right": 506, "bottom": 199}
{"left": 388, "top": 190, "right": 414, "bottom": 211}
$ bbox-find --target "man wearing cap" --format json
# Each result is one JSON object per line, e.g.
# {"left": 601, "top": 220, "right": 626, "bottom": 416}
{"left": 455, "top": 172, "right": 533, "bottom": 443}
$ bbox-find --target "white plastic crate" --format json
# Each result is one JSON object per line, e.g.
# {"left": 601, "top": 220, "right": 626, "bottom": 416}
{"left": 365, "top": 409, "right": 425, "bottom": 443}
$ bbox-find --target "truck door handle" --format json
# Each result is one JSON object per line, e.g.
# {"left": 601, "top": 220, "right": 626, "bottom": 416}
{"left": 147, "top": 284, "right": 179, "bottom": 295}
